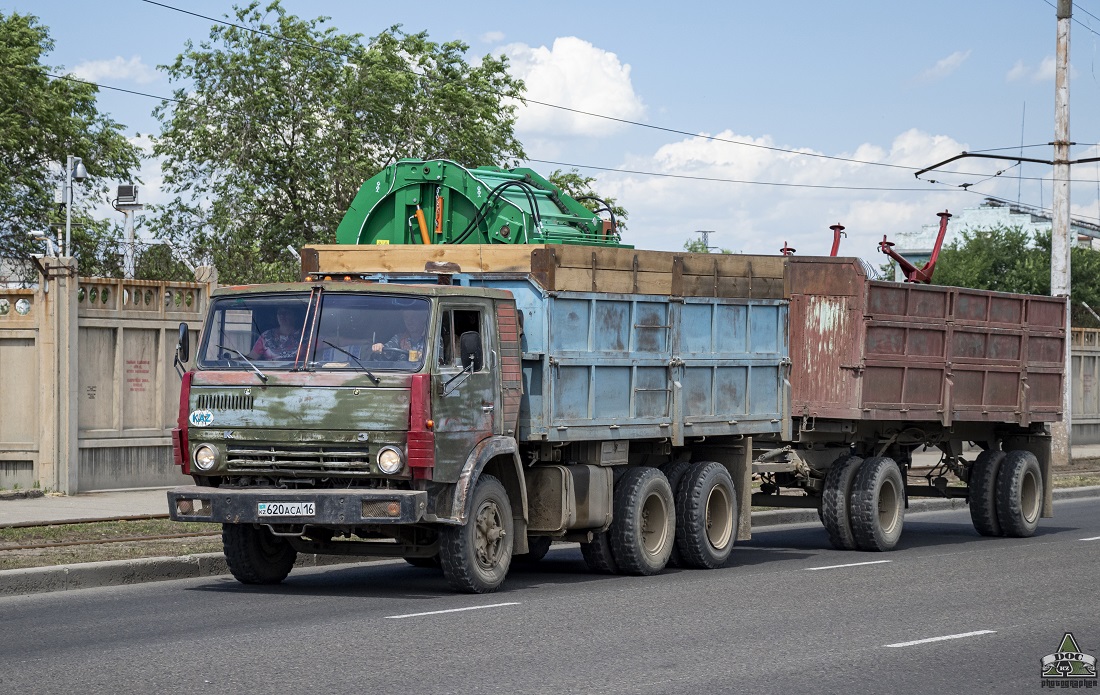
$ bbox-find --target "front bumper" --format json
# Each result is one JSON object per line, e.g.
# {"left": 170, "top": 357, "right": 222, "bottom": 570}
{"left": 167, "top": 486, "right": 428, "bottom": 526}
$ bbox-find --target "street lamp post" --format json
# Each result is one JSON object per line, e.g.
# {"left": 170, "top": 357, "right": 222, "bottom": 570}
{"left": 63, "top": 155, "right": 88, "bottom": 257}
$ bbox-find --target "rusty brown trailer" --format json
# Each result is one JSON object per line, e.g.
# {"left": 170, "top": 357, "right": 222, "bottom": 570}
{"left": 786, "top": 256, "right": 1065, "bottom": 428}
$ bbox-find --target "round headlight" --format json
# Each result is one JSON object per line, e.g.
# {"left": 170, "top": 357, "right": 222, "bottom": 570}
{"left": 377, "top": 446, "right": 404, "bottom": 475}
{"left": 194, "top": 444, "right": 218, "bottom": 472}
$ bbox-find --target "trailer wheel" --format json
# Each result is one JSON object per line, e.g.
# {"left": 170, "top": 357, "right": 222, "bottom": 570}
{"left": 674, "top": 461, "right": 738, "bottom": 569}
{"left": 849, "top": 457, "right": 905, "bottom": 552}
{"left": 222, "top": 523, "right": 298, "bottom": 585}
{"left": 512, "top": 536, "right": 552, "bottom": 566}
{"left": 580, "top": 531, "right": 618, "bottom": 574}
{"left": 967, "top": 450, "right": 1005, "bottom": 537}
{"left": 996, "top": 450, "right": 1043, "bottom": 538}
{"left": 609, "top": 467, "right": 675, "bottom": 575}
{"left": 440, "top": 474, "right": 514, "bottom": 593}
{"left": 660, "top": 460, "right": 694, "bottom": 567}
{"left": 821, "top": 456, "right": 863, "bottom": 550}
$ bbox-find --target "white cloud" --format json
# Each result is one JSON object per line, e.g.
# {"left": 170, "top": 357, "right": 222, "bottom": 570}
{"left": 72, "top": 55, "right": 158, "bottom": 85}
{"left": 586, "top": 128, "right": 987, "bottom": 266}
{"left": 501, "top": 37, "right": 644, "bottom": 137}
{"left": 480, "top": 31, "right": 505, "bottom": 44}
{"left": 1006, "top": 55, "right": 1073, "bottom": 82}
{"left": 918, "top": 50, "right": 971, "bottom": 81}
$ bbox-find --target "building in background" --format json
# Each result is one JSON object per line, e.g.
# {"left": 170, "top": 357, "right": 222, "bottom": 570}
{"left": 889, "top": 198, "right": 1100, "bottom": 281}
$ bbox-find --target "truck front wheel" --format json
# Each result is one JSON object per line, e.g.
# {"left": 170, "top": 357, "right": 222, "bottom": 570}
{"left": 222, "top": 524, "right": 298, "bottom": 585}
{"left": 849, "top": 457, "right": 905, "bottom": 552}
{"left": 440, "top": 474, "right": 514, "bottom": 593}
{"left": 609, "top": 467, "right": 675, "bottom": 575}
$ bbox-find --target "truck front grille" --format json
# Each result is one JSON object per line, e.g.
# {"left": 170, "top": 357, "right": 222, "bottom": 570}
{"left": 195, "top": 393, "right": 254, "bottom": 410}
{"left": 226, "top": 445, "right": 370, "bottom": 475}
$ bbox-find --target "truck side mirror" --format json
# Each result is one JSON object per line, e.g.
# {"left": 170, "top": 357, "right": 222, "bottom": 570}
{"left": 459, "top": 331, "right": 482, "bottom": 372}
{"left": 177, "top": 322, "right": 190, "bottom": 362}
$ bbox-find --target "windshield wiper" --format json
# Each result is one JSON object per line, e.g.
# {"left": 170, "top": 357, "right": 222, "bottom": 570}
{"left": 321, "top": 341, "right": 380, "bottom": 385}
{"left": 215, "top": 344, "right": 269, "bottom": 383}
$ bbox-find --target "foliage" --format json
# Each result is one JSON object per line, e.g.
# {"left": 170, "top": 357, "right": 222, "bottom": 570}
{"left": 0, "top": 12, "right": 141, "bottom": 282}
{"left": 932, "top": 225, "right": 1100, "bottom": 327}
{"left": 151, "top": 1, "right": 527, "bottom": 284}
{"left": 548, "top": 168, "right": 629, "bottom": 232}
{"left": 683, "top": 236, "right": 732, "bottom": 254}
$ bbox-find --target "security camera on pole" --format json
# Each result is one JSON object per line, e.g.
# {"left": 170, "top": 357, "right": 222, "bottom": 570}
{"left": 63, "top": 154, "right": 87, "bottom": 258}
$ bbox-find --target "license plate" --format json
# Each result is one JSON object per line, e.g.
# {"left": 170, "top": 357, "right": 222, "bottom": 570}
{"left": 257, "top": 501, "right": 315, "bottom": 517}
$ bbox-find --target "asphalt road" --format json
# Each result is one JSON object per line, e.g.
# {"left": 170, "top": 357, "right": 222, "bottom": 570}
{"left": 3, "top": 499, "right": 1099, "bottom": 695}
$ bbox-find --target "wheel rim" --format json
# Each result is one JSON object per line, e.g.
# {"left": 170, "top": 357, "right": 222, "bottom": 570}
{"left": 1021, "top": 468, "right": 1041, "bottom": 524}
{"left": 705, "top": 484, "right": 734, "bottom": 550}
{"left": 640, "top": 491, "right": 670, "bottom": 556}
{"left": 474, "top": 499, "right": 506, "bottom": 570}
{"left": 877, "top": 477, "right": 901, "bottom": 535}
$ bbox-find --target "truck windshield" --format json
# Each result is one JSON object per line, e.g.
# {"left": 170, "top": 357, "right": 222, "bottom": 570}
{"left": 197, "top": 292, "right": 431, "bottom": 372}
{"left": 311, "top": 294, "right": 429, "bottom": 371}
{"left": 198, "top": 294, "right": 312, "bottom": 369}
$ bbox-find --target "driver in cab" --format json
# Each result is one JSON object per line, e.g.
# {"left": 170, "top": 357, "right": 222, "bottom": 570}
{"left": 373, "top": 309, "right": 426, "bottom": 361}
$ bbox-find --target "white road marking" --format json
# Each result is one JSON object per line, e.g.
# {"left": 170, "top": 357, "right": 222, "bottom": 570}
{"left": 804, "top": 560, "right": 892, "bottom": 571}
{"left": 886, "top": 630, "right": 996, "bottom": 648}
{"left": 1080, "top": 536, "right": 1100, "bottom": 541}
{"left": 385, "top": 602, "right": 520, "bottom": 619}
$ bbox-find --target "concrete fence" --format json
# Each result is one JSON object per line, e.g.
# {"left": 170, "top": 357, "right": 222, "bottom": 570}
{"left": 1073, "top": 328, "right": 1100, "bottom": 445}
{"left": 0, "top": 257, "right": 214, "bottom": 493}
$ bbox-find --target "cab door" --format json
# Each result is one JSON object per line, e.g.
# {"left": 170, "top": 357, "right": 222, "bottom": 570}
{"left": 431, "top": 301, "right": 496, "bottom": 481}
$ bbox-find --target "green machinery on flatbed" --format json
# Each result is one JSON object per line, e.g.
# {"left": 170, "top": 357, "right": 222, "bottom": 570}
{"left": 335, "top": 158, "right": 627, "bottom": 247}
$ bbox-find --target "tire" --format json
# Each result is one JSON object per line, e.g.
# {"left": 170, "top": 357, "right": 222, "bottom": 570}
{"left": 660, "top": 460, "right": 694, "bottom": 567}
{"left": 403, "top": 555, "right": 441, "bottom": 569}
{"left": 967, "top": 450, "right": 1005, "bottom": 537}
{"left": 674, "top": 461, "right": 738, "bottom": 569}
{"left": 996, "top": 450, "right": 1043, "bottom": 538}
{"left": 609, "top": 467, "right": 675, "bottom": 575}
{"left": 849, "top": 456, "right": 905, "bottom": 552}
{"left": 580, "top": 531, "right": 618, "bottom": 574}
{"left": 512, "top": 536, "right": 552, "bottom": 566}
{"left": 821, "top": 456, "right": 863, "bottom": 550}
{"left": 222, "top": 523, "right": 298, "bottom": 585}
{"left": 440, "top": 474, "right": 514, "bottom": 593}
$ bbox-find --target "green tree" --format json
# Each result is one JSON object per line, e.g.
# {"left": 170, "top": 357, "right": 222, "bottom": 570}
{"left": 151, "top": 1, "right": 526, "bottom": 284}
{"left": 932, "top": 224, "right": 1100, "bottom": 327}
{"left": 548, "top": 168, "right": 629, "bottom": 232}
{"left": 0, "top": 12, "right": 141, "bottom": 281}
{"left": 683, "top": 236, "right": 732, "bottom": 254}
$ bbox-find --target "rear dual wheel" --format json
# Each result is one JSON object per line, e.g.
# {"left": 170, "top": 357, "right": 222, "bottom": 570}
{"left": 967, "top": 449, "right": 1043, "bottom": 538}
{"left": 849, "top": 456, "right": 905, "bottom": 552}
{"left": 674, "top": 461, "right": 738, "bottom": 569}
{"left": 820, "top": 456, "right": 906, "bottom": 552}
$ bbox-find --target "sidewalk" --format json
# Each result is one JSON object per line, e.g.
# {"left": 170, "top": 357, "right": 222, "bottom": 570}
{"left": 0, "top": 489, "right": 170, "bottom": 527}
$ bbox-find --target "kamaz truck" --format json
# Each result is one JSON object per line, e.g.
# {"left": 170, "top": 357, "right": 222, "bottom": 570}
{"left": 167, "top": 159, "right": 1062, "bottom": 593}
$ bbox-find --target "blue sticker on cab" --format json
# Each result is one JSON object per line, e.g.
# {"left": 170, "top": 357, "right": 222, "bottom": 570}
{"left": 189, "top": 409, "right": 213, "bottom": 427}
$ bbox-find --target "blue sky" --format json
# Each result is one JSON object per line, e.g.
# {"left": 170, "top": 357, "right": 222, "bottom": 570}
{"left": 10, "top": 0, "right": 1100, "bottom": 262}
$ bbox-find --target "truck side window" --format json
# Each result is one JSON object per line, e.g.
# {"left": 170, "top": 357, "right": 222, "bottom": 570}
{"left": 439, "top": 309, "right": 482, "bottom": 368}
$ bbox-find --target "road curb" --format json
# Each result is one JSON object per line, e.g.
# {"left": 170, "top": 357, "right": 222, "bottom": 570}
{"left": 4, "top": 485, "right": 1100, "bottom": 597}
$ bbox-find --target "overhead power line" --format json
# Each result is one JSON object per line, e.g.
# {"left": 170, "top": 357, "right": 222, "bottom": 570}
{"left": 526, "top": 159, "right": 963, "bottom": 192}
{"left": 136, "top": 0, "right": 921, "bottom": 173}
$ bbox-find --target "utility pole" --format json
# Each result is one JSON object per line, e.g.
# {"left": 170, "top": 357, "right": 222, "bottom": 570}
{"left": 1052, "top": 0, "right": 1072, "bottom": 466}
